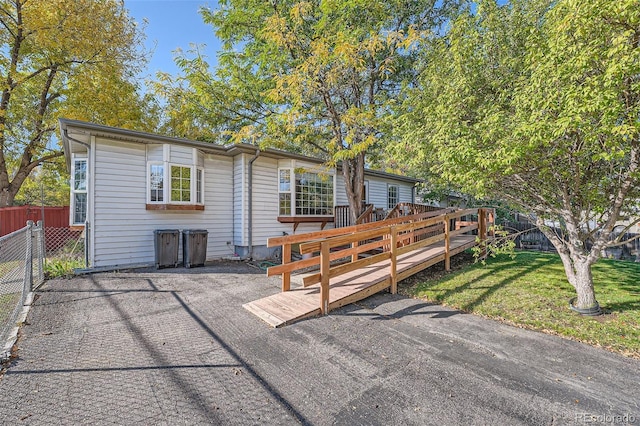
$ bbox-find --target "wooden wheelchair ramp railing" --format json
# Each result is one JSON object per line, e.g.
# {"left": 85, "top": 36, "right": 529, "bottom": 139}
{"left": 243, "top": 208, "right": 495, "bottom": 327}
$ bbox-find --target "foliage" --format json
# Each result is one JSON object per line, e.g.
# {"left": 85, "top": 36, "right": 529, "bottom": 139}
{"left": 405, "top": 252, "right": 640, "bottom": 358}
{"left": 0, "top": 0, "right": 159, "bottom": 207}
{"left": 155, "top": 0, "right": 459, "bottom": 221}
{"left": 13, "top": 159, "right": 69, "bottom": 206}
{"left": 471, "top": 224, "right": 516, "bottom": 263}
{"left": 395, "top": 0, "right": 640, "bottom": 308}
{"left": 44, "top": 258, "right": 83, "bottom": 279}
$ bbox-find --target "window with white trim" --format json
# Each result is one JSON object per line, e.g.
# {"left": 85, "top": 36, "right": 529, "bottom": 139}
{"left": 363, "top": 180, "right": 369, "bottom": 204}
{"left": 388, "top": 184, "right": 399, "bottom": 209}
{"left": 147, "top": 162, "right": 204, "bottom": 206}
{"left": 149, "top": 163, "right": 164, "bottom": 202}
{"left": 71, "top": 157, "right": 87, "bottom": 225}
{"left": 278, "top": 168, "right": 334, "bottom": 216}
{"left": 196, "top": 168, "right": 203, "bottom": 204}
{"left": 279, "top": 169, "right": 291, "bottom": 215}
{"left": 170, "top": 165, "right": 192, "bottom": 203}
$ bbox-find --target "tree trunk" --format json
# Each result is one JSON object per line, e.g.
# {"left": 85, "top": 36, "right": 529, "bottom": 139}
{"left": 536, "top": 218, "right": 599, "bottom": 310}
{"left": 342, "top": 153, "right": 365, "bottom": 224}
{"left": 0, "top": 186, "right": 17, "bottom": 207}
{"left": 557, "top": 250, "right": 598, "bottom": 309}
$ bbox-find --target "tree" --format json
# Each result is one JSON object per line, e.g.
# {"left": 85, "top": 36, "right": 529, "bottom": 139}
{"left": 13, "top": 163, "right": 68, "bottom": 206}
{"left": 158, "top": 0, "right": 457, "bottom": 222}
{"left": 395, "top": 0, "right": 640, "bottom": 310}
{"left": 0, "top": 0, "right": 157, "bottom": 207}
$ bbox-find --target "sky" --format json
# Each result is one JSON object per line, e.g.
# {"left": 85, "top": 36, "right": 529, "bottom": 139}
{"left": 124, "top": 0, "right": 222, "bottom": 79}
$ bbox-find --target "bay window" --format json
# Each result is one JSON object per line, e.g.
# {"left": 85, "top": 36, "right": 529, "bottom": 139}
{"left": 147, "top": 162, "right": 204, "bottom": 208}
{"left": 278, "top": 168, "right": 334, "bottom": 216}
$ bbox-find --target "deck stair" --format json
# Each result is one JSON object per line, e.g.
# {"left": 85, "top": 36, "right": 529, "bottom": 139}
{"left": 244, "top": 208, "right": 495, "bottom": 327}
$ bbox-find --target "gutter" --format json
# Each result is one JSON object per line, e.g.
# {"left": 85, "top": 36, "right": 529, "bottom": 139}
{"left": 247, "top": 148, "right": 261, "bottom": 260}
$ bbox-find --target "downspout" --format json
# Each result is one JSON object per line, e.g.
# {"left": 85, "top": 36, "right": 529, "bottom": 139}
{"left": 247, "top": 148, "right": 261, "bottom": 260}
{"left": 63, "top": 130, "right": 91, "bottom": 268}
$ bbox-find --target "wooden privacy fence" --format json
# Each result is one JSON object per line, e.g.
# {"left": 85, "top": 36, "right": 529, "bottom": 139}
{"left": 265, "top": 207, "right": 495, "bottom": 316}
{"left": 0, "top": 205, "right": 70, "bottom": 236}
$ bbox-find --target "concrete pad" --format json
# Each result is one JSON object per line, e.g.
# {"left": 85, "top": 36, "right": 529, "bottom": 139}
{"left": 0, "top": 262, "right": 638, "bottom": 425}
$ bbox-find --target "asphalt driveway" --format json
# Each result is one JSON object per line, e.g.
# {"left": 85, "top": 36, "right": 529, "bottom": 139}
{"left": 0, "top": 262, "right": 638, "bottom": 425}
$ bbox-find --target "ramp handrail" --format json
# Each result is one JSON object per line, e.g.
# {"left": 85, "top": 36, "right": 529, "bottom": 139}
{"left": 267, "top": 208, "right": 495, "bottom": 314}
{"left": 267, "top": 209, "right": 455, "bottom": 291}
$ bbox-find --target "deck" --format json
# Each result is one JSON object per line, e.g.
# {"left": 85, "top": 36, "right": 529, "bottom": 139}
{"left": 243, "top": 235, "right": 475, "bottom": 327}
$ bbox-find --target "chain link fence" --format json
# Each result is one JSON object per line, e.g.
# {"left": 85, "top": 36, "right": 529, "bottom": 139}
{"left": 1, "top": 221, "right": 44, "bottom": 360}
{"left": 44, "top": 226, "right": 86, "bottom": 270}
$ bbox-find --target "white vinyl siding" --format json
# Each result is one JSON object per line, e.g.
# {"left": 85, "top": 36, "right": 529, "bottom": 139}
{"left": 146, "top": 144, "right": 163, "bottom": 162}
{"left": 91, "top": 139, "right": 233, "bottom": 268}
{"left": 169, "top": 144, "right": 192, "bottom": 164}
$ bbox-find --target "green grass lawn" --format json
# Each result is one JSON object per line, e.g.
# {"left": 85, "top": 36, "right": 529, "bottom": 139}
{"left": 402, "top": 251, "right": 640, "bottom": 358}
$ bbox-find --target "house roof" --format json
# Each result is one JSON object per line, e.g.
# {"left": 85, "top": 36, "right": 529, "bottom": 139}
{"left": 58, "top": 118, "right": 421, "bottom": 184}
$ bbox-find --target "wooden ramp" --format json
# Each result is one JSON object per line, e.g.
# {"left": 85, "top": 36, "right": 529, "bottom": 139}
{"left": 244, "top": 208, "right": 494, "bottom": 328}
{"left": 244, "top": 235, "right": 475, "bottom": 327}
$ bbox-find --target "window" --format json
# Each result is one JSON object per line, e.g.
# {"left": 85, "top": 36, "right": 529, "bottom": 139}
{"left": 295, "top": 172, "right": 333, "bottom": 216}
{"left": 362, "top": 180, "right": 369, "bottom": 204}
{"left": 148, "top": 163, "right": 203, "bottom": 206}
{"left": 150, "top": 164, "right": 164, "bottom": 202}
{"left": 196, "top": 168, "right": 203, "bottom": 204}
{"left": 388, "top": 185, "right": 399, "bottom": 209}
{"left": 71, "top": 158, "right": 87, "bottom": 225}
{"left": 170, "top": 165, "right": 191, "bottom": 203}
{"left": 278, "top": 168, "right": 334, "bottom": 216}
{"left": 279, "top": 169, "right": 291, "bottom": 215}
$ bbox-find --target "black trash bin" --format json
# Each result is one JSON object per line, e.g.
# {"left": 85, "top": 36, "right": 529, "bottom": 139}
{"left": 154, "top": 229, "right": 180, "bottom": 269}
{"left": 183, "top": 229, "right": 208, "bottom": 268}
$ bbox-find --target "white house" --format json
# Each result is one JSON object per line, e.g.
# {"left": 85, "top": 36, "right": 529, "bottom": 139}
{"left": 59, "top": 119, "right": 420, "bottom": 270}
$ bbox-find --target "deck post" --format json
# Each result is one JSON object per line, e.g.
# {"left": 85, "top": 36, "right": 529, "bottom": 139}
{"left": 390, "top": 227, "right": 398, "bottom": 294}
{"left": 488, "top": 208, "right": 495, "bottom": 237}
{"left": 320, "top": 241, "right": 330, "bottom": 314}
{"left": 282, "top": 243, "right": 291, "bottom": 292}
{"left": 351, "top": 240, "right": 359, "bottom": 263}
{"left": 444, "top": 215, "right": 451, "bottom": 271}
{"left": 478, "top": 209, "right": 487, "bottom": 259}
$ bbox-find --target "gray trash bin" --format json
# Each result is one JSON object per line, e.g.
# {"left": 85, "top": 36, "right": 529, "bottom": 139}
{"left": 154, "top": 229, "right": 180, "bottom": 269}
{"left": 183, "top": 229, "right": 208, "bottom": 268}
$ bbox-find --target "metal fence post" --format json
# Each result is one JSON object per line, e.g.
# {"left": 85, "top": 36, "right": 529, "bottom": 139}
{"left": 23, "top": 221, "right": 33, "bottom": 302}
{"left": 84, "top": 220, "right": 90, "bottom": 268}
{"left": 34, "top": 221, "right": 45, "bottom": 289}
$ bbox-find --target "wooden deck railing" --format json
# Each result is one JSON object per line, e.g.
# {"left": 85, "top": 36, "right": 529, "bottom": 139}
{"left": 334, "top": 205, "right": 352, "bottom": 228}
{"left": 334, "top": 204, "right": 377, "bottom": 228}
{"left": 384, "top": 202, "right": 444, "bottom": 220}
{"left": 335, "top": 202, "right": 441, "bottom": 228}
{"left": 356, "top": 204, "right": 374, "bottom": 224}
{"left": 267, "top": 208, "right": 495, "bottom": 314}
